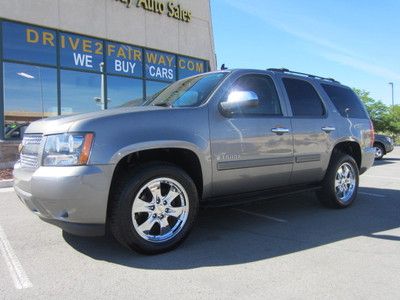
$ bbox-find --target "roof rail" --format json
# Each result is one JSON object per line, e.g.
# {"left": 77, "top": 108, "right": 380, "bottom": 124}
{"left": 267, "top": 68, "right": 340, "bottom": 83}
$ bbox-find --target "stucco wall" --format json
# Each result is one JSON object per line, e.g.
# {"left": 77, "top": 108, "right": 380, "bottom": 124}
{"left": 0, "top": 0, "right": 216, "bottom": 69}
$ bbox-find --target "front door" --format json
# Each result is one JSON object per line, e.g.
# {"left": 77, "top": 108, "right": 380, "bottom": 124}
{"left": 209, "top": 73, "right": 294, "bottom": 196}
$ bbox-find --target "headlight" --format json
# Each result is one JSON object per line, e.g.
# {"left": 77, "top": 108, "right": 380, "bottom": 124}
{"left": 385, "top": 136, "right": 393, "bottom": 144}
{"left": 43, "top": 133, "right": 94, "bottom": 166}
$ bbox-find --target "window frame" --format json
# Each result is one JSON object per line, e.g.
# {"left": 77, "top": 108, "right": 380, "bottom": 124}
{"left": 279, "top": 76, "right": 329, "bottom": 119}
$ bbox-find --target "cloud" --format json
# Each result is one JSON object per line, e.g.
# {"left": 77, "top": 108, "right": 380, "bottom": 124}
{"left": 321, "top": 52, "right": 400, "bottom": 81}
{"left": 222, "top": 0, "right": 400, "bottom": 81}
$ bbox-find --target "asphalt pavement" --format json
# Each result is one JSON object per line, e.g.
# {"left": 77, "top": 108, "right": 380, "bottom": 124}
{"left": 0, "top": 148, "right": 399, "bottom": 299}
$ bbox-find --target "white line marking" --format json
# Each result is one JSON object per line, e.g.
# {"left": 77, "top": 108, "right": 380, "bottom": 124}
{"left": 232, "top": 208, "right": 288, "bottom": 223}
{"left": 0, "top": 188, "right": 14, "bottom": 193}
{"left": 0, "top": 224, "right": 32, "bottom": 289}
{"left": 359, "top": 192, "right": 386, "bottom": 198}
{"left": 363, "top": 175, "right": 399, "bottom": 180}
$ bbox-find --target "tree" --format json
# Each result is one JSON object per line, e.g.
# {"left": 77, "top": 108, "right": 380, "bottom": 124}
{"left": 386, "top": 105, "right": 400, "bottom": 136}
{"left": 353, "top": 88, "right": 390, "bottom": 132}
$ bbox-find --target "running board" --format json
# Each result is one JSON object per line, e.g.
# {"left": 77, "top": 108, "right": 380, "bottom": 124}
{"left": 201, "top": 184, "right": 322, "bottom": 208}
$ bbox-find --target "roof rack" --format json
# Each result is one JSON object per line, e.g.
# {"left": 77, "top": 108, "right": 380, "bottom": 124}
{"left": 267, "top": 68, "right": 340, "bottom": 83}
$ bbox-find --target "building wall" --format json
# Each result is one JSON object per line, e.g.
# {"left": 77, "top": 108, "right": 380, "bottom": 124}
{"left": 0, "top": 0, "right": 216, "bottom": 69}
{"left": 0, "top": 0, "right": 216, "bottom": 166}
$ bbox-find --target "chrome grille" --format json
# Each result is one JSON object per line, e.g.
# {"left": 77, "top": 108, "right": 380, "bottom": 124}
{"left": 20, "top": 134, "right": 43, "bottom": 169}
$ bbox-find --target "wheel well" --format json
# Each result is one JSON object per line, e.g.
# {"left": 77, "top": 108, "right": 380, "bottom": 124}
{"left": 332, "top": 141, "right": 362, "bottom": 169}
{"left": 109, "top": 148, "right": 203, "bottom": 198}
{"left": 373, "top": 142, "right": 385, "bottom": 154}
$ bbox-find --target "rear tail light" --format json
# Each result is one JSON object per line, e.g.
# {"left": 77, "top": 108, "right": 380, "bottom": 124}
{"left": 369, "top": 119, "right": 375, "bottom": 147}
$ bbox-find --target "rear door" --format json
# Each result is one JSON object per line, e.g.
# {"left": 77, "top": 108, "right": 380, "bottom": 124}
{"left": 209, "top": 72, "right": 294, "bottom": 196}
{"left": 278, "top": 76, "right": 336, "bottom": 184}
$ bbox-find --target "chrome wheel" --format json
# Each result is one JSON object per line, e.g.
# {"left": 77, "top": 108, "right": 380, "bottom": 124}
{"left": 334, "top": 162, "right": 356, "bottom": 203}
{"left": 131, "top": 177, "right": 189, "bottom": 243}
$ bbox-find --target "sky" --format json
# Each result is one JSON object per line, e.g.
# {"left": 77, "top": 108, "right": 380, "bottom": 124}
{"left": 211, "top": 0, "right": 400, "bottom": 105}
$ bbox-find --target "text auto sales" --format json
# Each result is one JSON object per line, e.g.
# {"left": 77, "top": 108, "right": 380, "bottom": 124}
{"left": 25, "top": 29, "right": 204, "bottom": 80}
{"left": 117, "top": 0, "right": 192, "bottom": 23}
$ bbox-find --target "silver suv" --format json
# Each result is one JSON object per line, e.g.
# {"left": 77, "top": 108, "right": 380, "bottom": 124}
{"left": 14, "top": 68, "right": 375, "bottom": 254}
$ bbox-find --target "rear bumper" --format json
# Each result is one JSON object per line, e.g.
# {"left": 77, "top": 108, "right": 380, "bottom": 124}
{"left": 13, "top": 162, "right": 115, "bottom": 236}
{"left": 360, "top": 146, "right": 375, "bottom": 174}
{"left": 386, "top": 143, "right": 394, "bottom": 154}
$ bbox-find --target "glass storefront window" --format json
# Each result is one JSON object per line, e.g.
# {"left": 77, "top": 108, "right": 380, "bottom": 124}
{"left": 106, "top": 42, "right": 143, "bottom": 77}
{"left": 146, "top": 81, "right": 169, "bottom": 101}
{"left": 107, "top": 76, "right": 143, "bottom": 108}
{"left": 60, "top": 70, "right": 101, "bottom": 114}
{"left": 3, "top": 62, "right": 57, "bottom": 134}
{"left": 177, "top": 56, "right": 206, "bottom": 79}
{"left": 60, "top": 32, "right": 103, "bottom": 72}
{"left": 2, "top": 22, "right": 57, "bottom": 66}
{"left": 145, "top": 49, "right": 176, "bottom": 82}
{"left": 0, "top": 20, "right": 209, "bottom": 139}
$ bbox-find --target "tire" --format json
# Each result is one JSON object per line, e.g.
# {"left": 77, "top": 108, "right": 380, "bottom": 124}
{"left": 109, "top": 162, "right": 199, "bottom": 254}
{"left": 374, "top": 144, "right": 385, "bottom": 160}
{"left": 317, "top": 151, "right": 359, "bottom": 208}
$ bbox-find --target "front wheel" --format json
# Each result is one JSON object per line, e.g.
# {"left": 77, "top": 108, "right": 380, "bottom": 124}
{"left": 109, "top": 163, "right": 199, "bottom": 254}
{"left": 318, "top": 152, "right": 359, "bottom": 208}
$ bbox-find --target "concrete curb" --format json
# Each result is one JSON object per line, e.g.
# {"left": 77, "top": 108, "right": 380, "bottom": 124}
{"left": 0, "top": 179, "right": 13, "bottom": 189}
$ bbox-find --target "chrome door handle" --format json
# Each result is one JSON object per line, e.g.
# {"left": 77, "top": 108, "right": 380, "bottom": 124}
{"left": 322, "top": 126, "right": 336, "bottom": 133}
{"left": 271, "top": 127, "right": 290, "bottom": 135}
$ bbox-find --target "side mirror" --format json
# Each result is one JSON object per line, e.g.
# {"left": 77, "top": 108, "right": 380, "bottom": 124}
{"left": 219, "top": 91, "right": 259, "bottom": 116}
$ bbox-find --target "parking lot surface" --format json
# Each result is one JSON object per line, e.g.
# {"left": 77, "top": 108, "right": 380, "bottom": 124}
{"left": 0, "top": 148, "right": 399, "bottom": 299}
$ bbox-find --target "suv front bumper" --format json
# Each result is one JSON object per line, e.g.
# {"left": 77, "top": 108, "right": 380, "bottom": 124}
{"left": 13, "top": 162, "right": 115, "bottom": 236}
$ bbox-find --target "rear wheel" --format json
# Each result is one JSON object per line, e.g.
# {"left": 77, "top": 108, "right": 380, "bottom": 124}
{"left": 110, "top": 163, "right": 198, "bottom": 254}
{"left": 374, "top": 144, "right": 385, "bottom": 160}
{"left": 318, "top": 152, "right": 359, "bottom": 208}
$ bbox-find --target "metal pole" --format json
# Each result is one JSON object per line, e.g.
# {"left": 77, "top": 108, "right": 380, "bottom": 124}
{"left": 100, "top": 62, "right": 106, "bottom": 110}
{"left": 389, "top": 82, "right": 394, "bottom": 107}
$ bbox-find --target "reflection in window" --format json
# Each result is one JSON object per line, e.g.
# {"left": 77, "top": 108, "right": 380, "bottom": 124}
{"left": 61, "top": 70, "right": 101, "bottom": 114}
{"left": 146, "top": 81, "right": 169, "bottom": 101}
{"left": 3, "top": 62, "right": 57, "bottom": 133}
{"left": 107, "top": 76, "right": 143, "bottom": 108}
{"left": 2, "top": 22, "right": 57, "bottom": 66}
{"left": 230, "top": 74, "right": 282, "bottom": 115}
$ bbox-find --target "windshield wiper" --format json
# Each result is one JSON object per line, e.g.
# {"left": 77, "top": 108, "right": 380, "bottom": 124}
{"left": 153, "top": 103, "right": 171, "bottom": 107}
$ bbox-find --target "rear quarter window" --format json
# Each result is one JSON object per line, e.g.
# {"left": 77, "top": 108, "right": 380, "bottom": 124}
{"left": 321, "top": 84, "right": 368, "bottom": 118}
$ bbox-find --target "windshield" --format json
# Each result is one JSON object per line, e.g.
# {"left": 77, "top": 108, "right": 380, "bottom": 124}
{"left": 145, "top": 72, "right": 227, "bottom": 108}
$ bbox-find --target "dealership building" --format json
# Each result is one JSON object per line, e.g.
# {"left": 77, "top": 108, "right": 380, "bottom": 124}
{"left": 0, "top": 0, "right": 216, "bottom": 146}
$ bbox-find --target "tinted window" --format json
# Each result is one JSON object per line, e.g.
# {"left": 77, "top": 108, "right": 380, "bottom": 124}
{"left": 229, "top": 74, "right": 282, "bottom": 115}
{"left": 322, "top": 84, "right": 368, "bottom": 118}
{"left": 283, "top": 78, "right": 325, "bottom": 116}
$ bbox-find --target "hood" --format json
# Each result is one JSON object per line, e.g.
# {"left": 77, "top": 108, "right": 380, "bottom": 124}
{"left": 25, "top": 106, "right": 163, "bottom": 135}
